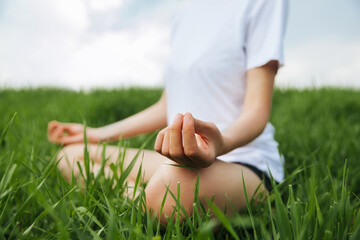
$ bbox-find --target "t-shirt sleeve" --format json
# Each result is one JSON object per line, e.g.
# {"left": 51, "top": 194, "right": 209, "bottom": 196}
{"left": 244, "top": 0, "right": 288, "bottom": 70}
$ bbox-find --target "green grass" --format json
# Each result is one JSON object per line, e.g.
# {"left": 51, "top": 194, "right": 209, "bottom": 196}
{"left": 0, "top": 87, "right": 360, "bottom": 239}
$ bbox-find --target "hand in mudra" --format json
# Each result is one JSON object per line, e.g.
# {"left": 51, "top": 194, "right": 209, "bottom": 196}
{"left": 155, "top": 113, "right": 226, "bottom": 168}
{"left": 48, "top": 121, "right": 99, "bottom": 145}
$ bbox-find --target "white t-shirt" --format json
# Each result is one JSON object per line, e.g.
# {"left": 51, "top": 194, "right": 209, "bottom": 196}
{"left": 164, "top": 0, "right": 288, "bottom": 182}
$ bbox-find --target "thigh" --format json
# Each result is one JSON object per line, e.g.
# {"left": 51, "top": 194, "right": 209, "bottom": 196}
{"left": 145, "top": 159, "right": 266, "bottom": 221}
{"left": 57, "top": 143, "right": 168, "bottom": 182}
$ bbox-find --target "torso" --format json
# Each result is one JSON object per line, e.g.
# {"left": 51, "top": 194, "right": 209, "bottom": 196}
{"left": 164, "top": 0, "right": 286, "bottom": 182}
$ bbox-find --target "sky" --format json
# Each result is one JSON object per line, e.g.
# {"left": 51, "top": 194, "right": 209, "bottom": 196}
{"left": 277, "top": 0, "right": 360, "bottom": 88}
{"left": 0, "top": 0, "right": 359, "bottom": 90}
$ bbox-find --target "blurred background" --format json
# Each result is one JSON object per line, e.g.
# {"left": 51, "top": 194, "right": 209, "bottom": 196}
{"left": 0, "top": 0, "right": 359, "bottom": 90}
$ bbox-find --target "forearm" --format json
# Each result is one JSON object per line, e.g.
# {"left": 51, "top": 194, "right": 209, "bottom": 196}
{"left": 95, "top": 92, "right": 167, "bottom": 142}
{"left": 221, "top": 106, "right": 270, "bottom": 155}
{"left": 219, "top": 61, "right": 277, "bottom": 156}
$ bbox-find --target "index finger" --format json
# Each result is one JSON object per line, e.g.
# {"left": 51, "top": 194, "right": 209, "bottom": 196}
{"left": 49, "top": 125, "right": 65, "bottom": 143}
{"left": 154, "top": 129, "right": 165, "bottom": 153}
{"left": 48, "top": 121, "right": 59, "bottom": 134}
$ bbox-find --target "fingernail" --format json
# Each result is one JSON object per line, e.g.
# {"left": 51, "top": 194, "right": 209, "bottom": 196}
{"left": 184, "top": 112, "right": 192, "bottom": 119}
{"left": 174, "top": 113, "right": 182, "bottom": 122}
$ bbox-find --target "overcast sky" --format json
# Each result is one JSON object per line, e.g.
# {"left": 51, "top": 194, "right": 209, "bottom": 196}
{"left": 0, "top": 0, "right": 359, "bottom": 90}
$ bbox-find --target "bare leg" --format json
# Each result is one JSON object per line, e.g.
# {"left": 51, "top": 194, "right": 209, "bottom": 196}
{"left": 57, "top": 144, "right": 266, "bottom": 221}
{"left": 57, "top": 143, "right": 167, "bottom": 183}
{"left": 145, "top": 159, "right": 266, "bottom": 223}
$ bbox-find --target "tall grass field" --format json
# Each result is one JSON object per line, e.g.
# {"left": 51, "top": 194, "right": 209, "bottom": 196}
{"left": 0, "top": 88, "right": 360, "bottom": 239}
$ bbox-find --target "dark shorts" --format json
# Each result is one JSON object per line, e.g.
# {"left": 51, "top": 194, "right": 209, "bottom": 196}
{"left": 234, "top": 162, "right": 277, "bottom": 192}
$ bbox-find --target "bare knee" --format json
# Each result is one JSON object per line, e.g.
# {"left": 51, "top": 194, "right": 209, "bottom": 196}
{"left": 56, "top": 144, "right": 84, "bottom": 182}
{"left": 56, "top": 147, "right": 71, "bottom": 182}
{"left": 145, "top": 164, "right": 199, "bottom": 224}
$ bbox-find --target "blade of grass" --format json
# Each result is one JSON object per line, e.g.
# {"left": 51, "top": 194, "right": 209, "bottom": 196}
{"left": 175, "top": 182, "right": 183, "bottom": 238}
{"left": 93, "top": 143, "right": 109, "bottom": 189}
{"left": 272, "top": 178, "right": 292, "bottom": 240}
{"left": 241, "top": 170, "right": 258, "bottom": 240}
{"left": 22, "top": 186, "right": 77, "bottom": 236}
{"left": 132, "top": 161, "right": 143, "bottom": 200}
{"left": 0, "top": 189, "right": 13, "bottom": 226}
{"left": 0, "top": 152, "right": 16, "bottom": 194}
{"left": 327, "top": 166, "right": 338, "bottom": 202}
{"left": 353, "top": 208, "right": 360, "bottom": 233}
{"left": 192, "top": 173, "right": 201, "bottom": 228}
{"left": 288, "top": 185, "right": 300, "bottom": 239}
{"left": 145, "top": 202, "right": 155, "bottom": 239}
{"left": 0, "top": 112, "right": 17, "bottom": 146}
{"left": 4, "top": 157, "right": 61, "bottom": 232}
{"left": 156, "top": 186, "right": 169, "bottom": 236}
{"left": 209, "top": 201, "right": 239, "bottom": 240}
{"left": 104, "top": 192, "right": 120, "bottom": 240}
{"left": 82, "top": 121, "right": 91, "bottom": 192}
{"left": 350, "top": 223, "right": 360, "bottom": 240}
{"left": 129, "top": 196, "right": 137, "bottom": 240}
{"left": 117, "top": 133, "right": 155, "bottom": 188}
{"left": 196, "top": 219, "right": 218, "bottom": 239}
{"left": 165, "top": 183, "right": 196, "bottom": 234}
{"left": 165, "top": 163, "right": 197, "bottom": 171}
{"left": 74, "top": 206, "right": 105, "bottom": 231}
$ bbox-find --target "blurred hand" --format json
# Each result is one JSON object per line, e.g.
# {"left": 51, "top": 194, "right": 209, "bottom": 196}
{"left": 48, "top": 121, "right": 99, "bottom": 145}
{"left": 154, "top": 113, "right": 226, "bottom": 168}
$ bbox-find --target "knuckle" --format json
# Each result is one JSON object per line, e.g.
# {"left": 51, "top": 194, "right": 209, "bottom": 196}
{"left": 183, "top": 118, "right": 193, "bottom": 127}
{"left": 155, "top": 132, "right": 163, "bottom": 141}
{"left": 184, "top": 148, "right": 197, "bottom": 158}
{"left": 199, "top": 160, "right": 212, "bottom": 168}
{"left": 207, "top": 122, "right": 216, "bottom": 129}
{"left": 169, "top": 149, "right": 183, "bottom": 159}
{"left": 170, "top": 123, "right": 179, "bottom": 132}
{"left": 170, "top": 128, "right": 179, "bottom": 135}
{"left": 182, "top": 126, "right": 193, "bottom": 135}
{"left": 164, "top": 128, "right": 170, "bottom": 137}
{"left": 154, "top": 145, "right": 161, "bottom": 153}
{"left": 199, "top": 121, "right": 214, "bottom": 132}
{"left": 162, "top": 148, "right": 169, "bottom": 156}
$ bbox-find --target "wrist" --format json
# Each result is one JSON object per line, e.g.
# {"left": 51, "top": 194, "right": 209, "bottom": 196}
{"left": 87, "top": 127, "right": 103, "bottom": 143}
{"left": 218, "top": 134, "right": 235, "bottom": 156}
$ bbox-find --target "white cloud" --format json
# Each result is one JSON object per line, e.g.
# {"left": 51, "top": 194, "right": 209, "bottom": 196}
{"left": 63, "top": 24, "right": 171, "bottom": 89}
{"left": 88, "top": 0, "right": 125, "bottom": 12}
{"left": 0, "top": 0, "right": 88, "bottom": 33}
{"left": 0, "top": 0, "right": 173, "bottom": 90}
{"left": 277, "top": 37, "right": 360, "bottom": 89}
{"left": 0, "top": 0, "right": 89, "bottom": 88}
{"left": 0, "top": 0, "right": 359, "bottom": 90}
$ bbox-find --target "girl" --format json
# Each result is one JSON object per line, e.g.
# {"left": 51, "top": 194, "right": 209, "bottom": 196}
{"left": 48, "top": 0, "right": 288, "bottom": 222}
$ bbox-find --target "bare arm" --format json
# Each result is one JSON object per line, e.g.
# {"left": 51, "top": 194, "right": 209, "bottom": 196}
{"left": 220, "top": 60, "right": 278, "bottom": 154}
{"left": 48, "top": 91, "right": 168, "bottom": 145}
{"left": 95, "top": 91, "right": 168, "bottom": 141}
